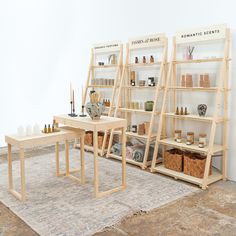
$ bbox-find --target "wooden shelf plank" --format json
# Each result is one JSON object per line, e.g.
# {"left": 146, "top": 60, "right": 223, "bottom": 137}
{"left": 76, "top": 144, "right": 105, "bottom": 155}
{"left": 113, "top": 130, "right": 156, "bottom": 140}
{"left": 88, "top": 85, "right": 114, "bottom": 88}
{"left": 164, "top": 113, "right": 225, "bottom": 123}
{"left": 107, "top": 153, "right": 157, "bottom": 167}
{"left": 128, "top": 62, "right": 161, "bottom": 68}
{"left": 153, "top": 164, "right": 222, "bottom": 186}
{"left": 158, "top": 138, "right": 224, "bottom": 154}
{"left": 118, "top": 107, "right": 159, "bottom": 115}
{"left": 168, "top": 87, "right": 219, "bottom": 92}
{"left": 174, "top": 58, "right": 224, "bottom": 64}
{"left": 92, "top": 65, "right": 119, "bottom": 68}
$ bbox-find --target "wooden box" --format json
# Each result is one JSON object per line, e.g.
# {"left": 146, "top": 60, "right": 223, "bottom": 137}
{"left": 164, "top": 149, "right": 183, "bottom": 172}
{"left": 184, "top": 153, "right": 212, "bottom": 178}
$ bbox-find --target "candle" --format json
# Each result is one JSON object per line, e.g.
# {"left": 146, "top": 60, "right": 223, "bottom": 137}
{"left": 72, "top": 90, "right": 75, "bottom": 111}
{"left": 81, "top": 85, "right": 84, "bottom": 106}
{"left": 70, "top": 83, "right": 72, "bottom": 102}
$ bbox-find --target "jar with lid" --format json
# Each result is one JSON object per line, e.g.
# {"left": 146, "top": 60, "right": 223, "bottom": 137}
{"left": 186, "top": 132, "right": 194, "bottom": 145}
{"left": 174, "top": 130, "right": 182, "bottom": 143}
{"left": 199, "top": 133, "right": 207, "bottom": 148}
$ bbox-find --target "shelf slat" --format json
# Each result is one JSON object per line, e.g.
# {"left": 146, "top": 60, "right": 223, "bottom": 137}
{"left": 153, "top": 164, "right": 222, "bottom": 186}
{"left": 128, "top": 62, "right": 162, "bottom": 68}
{"left": 118, "top": 108, "right": 159, "bottom": 115}
{"left": 168, "top": 87, "right": 219, "bottom": 92}
{"left": 158, "top": 138, "right": 224, "bottom": 154}
{"left": 164, "top": 113, "right": 225, "bottom": 123}
{"left": 88, "top": 85, "right": 114, "bottom": 88}
{"left": 92, "top": 65, "right": 119, "bottom": 68}
{"left": 174, "top": 58, "right": 224, "bottom": 64}
{"left": 113, "top": 130, "right": 156, "bottom": 140}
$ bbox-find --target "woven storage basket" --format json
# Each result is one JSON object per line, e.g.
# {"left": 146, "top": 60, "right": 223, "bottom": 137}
{"left": 84, "top": 131, "right": 93, "bottom": 146}
{"left": 164, "top": 149, "right": 183, "bottom": 172}
{"left": 97, "top": 132, "right": 110, "bottom": 149}
{"left": 184, "top": 153, "right": 212, "bottom": 178}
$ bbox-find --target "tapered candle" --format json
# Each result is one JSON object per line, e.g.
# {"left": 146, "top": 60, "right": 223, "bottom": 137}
{"left": 70, "top": 83, "right": 73, "bottom": 102}
{"left": 72, "top": 90, "right": 75, "bottom": 111}
{"left": 81, "top": 86, "right": 84, "bottom": 105}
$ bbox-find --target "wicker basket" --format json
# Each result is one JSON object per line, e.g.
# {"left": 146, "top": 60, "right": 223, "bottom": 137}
{"left": 84, "top": 131, "right": 93, "bottom": 146}
{"left": 164, "top": 149, "right": 183, "bottom": 172}
{"left": 184, "top": 153, "right": 212, "bottom": 178}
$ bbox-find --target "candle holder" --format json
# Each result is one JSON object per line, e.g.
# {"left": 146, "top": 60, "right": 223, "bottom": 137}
{"left": 79, "top": 105, "right": 87, "bottom": 117}
{"left": 68, "top": 101, "right": 78, "bottom": 117}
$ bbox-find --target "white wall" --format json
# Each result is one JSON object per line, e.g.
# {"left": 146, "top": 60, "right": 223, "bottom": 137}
{"left": 0, "top": 0, "right": 235, "bottom": 180}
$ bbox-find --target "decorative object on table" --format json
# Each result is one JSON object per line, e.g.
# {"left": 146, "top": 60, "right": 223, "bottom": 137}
{"left": 131, "top": 125, "right": 137, "bottom": 133}
{"left": 103, "top": 99, "right": 110, "bottom": 107}
{"left": 186, "top": 132, "right": 194, "bottom": 145}
{"left": 184, "top": 45, "right": 195, "bottom": 60}
{"left": 148, "top": 77, "right": 155, "bottom": 86}
{"left": 199, "top": 73, "right": 210, "bottom": 88}
{"left": 143, "top": 56, "right": 146, "bottom": 64}
{"left": 174, "top": 130, "right": 182, "bottom": 143}
{"left": 138, "top": 80, "right": 146, "bottom": 86}
{"left": 47, "top": 125, "right": 51, "bottom": 133}
{"left": 184, "top": 107, "right": 188, "bottom": 115}
{"left": 126, "top": 125, "right": 131, "bottom": 132}
{"left": 164, "top": 149, "right": 183, "bottom": 172}
{"left": 17, "top": 126, "right": 25, "bottom": 137}
{"left": 86, "top": 90, "right": 105, "bottom": 120}
{"left": 138, "top": 123, "right": 145, "bottom": 135}
{"left": 26, "top": 125, "right": 33, "bottom": 136}
{"left": 198, "top": 133, "right": 207, "bottom": 148}
{"left": 150, "top": 55, "right": 154, "bottom": 63}
{"left": 175, "top": 107, "right": 179, "bottom": 115}
{"left": 145, "top": 101, "right": 154, "bottom": 111}
{"left": 68, "top": 83, "right": 78, "bottom": 117}
{"left": 135, "top": 57, "right": 138, "bottom": 64}
{"left": 44, "top": 125, "right": 47, "bottom": 133}
{"left": 98, "top": 62, "right": 104, "bottom": 66}
{"left": 197, "top": 104, "right": 207, "bottom": 117}
{"left": 33, "top": 124, "right": 41, "bottom": 135}
{"left": 180, "top": 107, "right": 184, "bottom": 115}
{"left": 184, "top": 152, "right": 212, "bottom": 178}
{"left": 130, "top": 71, "right": 136, "bottom": 86}
{"left": 144, "top": 122, "right": 150, "bottom": 134}
{"left": 108, "top": 54, "right": 117, "bottom": 65}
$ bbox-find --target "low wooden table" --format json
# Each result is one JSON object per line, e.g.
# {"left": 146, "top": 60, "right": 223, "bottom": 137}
{"left": 54, "top": 115, "right": 127, "bottom": 198}
{"left": 5, "top": 127, "right": 85, "bottom": 201}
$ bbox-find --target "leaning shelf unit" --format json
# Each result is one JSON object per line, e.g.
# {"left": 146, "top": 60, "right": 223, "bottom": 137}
{"left": 106, "top": 34, "right": 168, "bottom": 169}
{"left": 78, "top": 41, "right": 123, "bottom": 156}
{"left": 151, "top": 24, "right": 230, "bottom": 189}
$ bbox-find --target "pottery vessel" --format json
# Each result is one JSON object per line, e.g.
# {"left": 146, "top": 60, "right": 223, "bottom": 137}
{"left": 86, "top": 102, "right": 105, "bottom": 120}
{"left": 197, "top": 104, "right": 207, "bottom": 117}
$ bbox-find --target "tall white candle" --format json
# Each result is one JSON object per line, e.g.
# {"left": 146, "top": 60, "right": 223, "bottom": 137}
{"left": 70, "top": 83, "right": 73, "bottom": 102}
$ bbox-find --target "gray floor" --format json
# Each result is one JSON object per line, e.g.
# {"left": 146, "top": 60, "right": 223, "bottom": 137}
{"left": 0, "top": 146, "right": 235, "bottom": 236}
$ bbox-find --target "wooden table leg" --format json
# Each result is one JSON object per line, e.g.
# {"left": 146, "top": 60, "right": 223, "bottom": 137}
{"left": 121, "top": 127, "right": 127, "bottom": 188}
{"left": 65, "top": 140, "right": 69, "bottom": 176}
{"left": 55, "top": 142, "right": 60, "bottom": 177}
{"left": 8, "top": 144, "right": 13, "bottom": 190}
{"left": 93, "top": 131, "right": 99, "bottom": 197}
{"left": 80, "top": 135, "right": 85, "bottom": 184}
{"left": 20, "top": 148, "right": 26, "bottom": 201}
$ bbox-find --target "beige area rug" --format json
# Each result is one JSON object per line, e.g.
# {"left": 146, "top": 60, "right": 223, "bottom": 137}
{"left": 0, "top": 149, "right": 198, "bottom": 236}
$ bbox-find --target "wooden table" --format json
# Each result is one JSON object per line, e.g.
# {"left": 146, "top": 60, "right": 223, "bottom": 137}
{"left": 5, "top": 127, "right": 85, "bottom": 201}
{"left": 54, "top": 115, "right": 127, "bottom": 198}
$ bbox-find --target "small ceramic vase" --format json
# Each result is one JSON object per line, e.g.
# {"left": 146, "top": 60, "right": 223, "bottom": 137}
{"left": 198, "top": 104, "right": 207, "bottom": 117}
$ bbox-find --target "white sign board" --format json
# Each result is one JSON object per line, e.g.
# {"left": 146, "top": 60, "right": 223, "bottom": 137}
{"left": 129, "top": 34, "right": 166, "bottom": 49}
{"left": 93, "top": 41, "right": 121, "bottom": 53}
{"left": 175, "top": 24, "right": 227, "bottom": 44}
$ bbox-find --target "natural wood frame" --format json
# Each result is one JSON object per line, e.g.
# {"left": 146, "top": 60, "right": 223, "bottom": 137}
{"left": 79, "top": 42, "right": 123, "bottom": 156}
{"left": 5, "top": 128, "right": 85, "bottom": 201}
{"left": 151, "top": 26, "right": 231, "bottom": 189}
{"left": 54, "top": 115, "right": 127, "bottom": 198}
{"left": 106, "top": 34, "right": 168, "bottom": 169}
